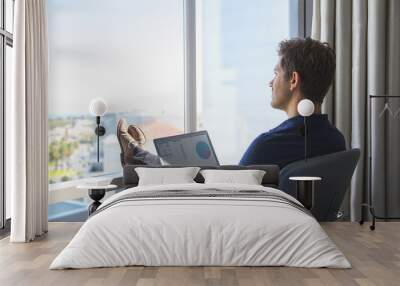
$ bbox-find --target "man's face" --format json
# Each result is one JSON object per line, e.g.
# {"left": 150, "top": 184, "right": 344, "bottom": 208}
{"left": 269, "top": 61, "right": 291, "bottom": 110}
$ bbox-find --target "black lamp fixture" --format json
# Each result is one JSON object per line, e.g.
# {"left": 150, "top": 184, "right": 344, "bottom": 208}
{"left": 290, "top": 99, "right": 319, "bottom": 212}
{"left": 297, "top": 99, "right": 315, "bottom": 161}
{"left": 89, "top": 98, "right": 108, "bottom": 162}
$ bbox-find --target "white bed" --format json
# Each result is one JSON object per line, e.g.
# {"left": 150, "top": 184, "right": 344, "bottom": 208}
{"left": 50, "top": 183, "right": 351, "bottom": 269}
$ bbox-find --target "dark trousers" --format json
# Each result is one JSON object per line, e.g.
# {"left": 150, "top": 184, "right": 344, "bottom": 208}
{"left": 131, "top": 146, "right": 163, "bottom": 165}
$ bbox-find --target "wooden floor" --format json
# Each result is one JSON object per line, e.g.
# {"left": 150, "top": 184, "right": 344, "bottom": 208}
{"left": 0, "top": 222, "right": 399, "bottom": 286}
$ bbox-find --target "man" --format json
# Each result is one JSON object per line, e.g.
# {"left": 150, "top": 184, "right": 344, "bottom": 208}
{"left": 239, "top": 37, "right": 345, "bottom": 168}
{"left": 118, "top": 37, "right": 345, "bottom": 168}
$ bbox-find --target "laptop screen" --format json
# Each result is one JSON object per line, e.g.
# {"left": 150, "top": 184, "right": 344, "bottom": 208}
{"left": 153, "top": 131, "right": 220, "bottom": 166}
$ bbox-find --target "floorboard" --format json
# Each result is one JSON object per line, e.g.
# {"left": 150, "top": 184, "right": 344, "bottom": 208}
{"left": 0, "top": 222, "right": 399, "bottom": 286}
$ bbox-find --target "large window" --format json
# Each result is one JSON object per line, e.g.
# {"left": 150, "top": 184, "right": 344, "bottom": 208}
{"left": 0, "top": 0, "right": 14, "bottom": 229}
{"left": 47, "top": 0, "right": 309, "bottom": 221}
{"left": 47, "top": 0, "right": 185, "bottom": 184}
{"left": 196, "top": 0, "right": 301, "bottom": 164}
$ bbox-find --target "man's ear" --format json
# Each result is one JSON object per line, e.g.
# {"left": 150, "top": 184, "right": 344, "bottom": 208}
{"left": 289, "top": 71, "right": 300, "bottom": 91}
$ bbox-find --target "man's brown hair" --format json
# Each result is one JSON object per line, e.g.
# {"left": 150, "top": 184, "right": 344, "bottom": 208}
{"left": 278, "top": 37, "right": 335, "bottom": 104}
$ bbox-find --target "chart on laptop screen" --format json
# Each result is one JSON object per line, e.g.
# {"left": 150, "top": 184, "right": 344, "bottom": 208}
{"left": 154, "top": 131, "right": 219, "bottom": 166}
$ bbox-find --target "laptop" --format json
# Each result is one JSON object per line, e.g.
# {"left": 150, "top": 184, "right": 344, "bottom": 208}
{"left": 154, "top": 131, "right": 220, "bottom": 166}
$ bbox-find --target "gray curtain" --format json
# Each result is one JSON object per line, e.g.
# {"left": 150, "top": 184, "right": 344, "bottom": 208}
{"left": 312, "top": 0, "right": 400, "bottom": 221}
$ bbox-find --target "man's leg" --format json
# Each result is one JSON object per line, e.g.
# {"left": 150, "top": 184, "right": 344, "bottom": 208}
{"left": 129, "top": 145, "right": 162, "bottom": 165}
{"left": 117, "top": 119, "right": 162, "bottom": 166}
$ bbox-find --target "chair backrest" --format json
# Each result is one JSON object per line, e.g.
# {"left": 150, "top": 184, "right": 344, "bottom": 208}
{"left": 279, "top": 149, "right": 360, "bottom": 221}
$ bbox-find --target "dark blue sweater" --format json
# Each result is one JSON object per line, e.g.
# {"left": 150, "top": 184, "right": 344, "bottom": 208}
{"left": 239, "top": 114, "right": 346, "bottom": 168}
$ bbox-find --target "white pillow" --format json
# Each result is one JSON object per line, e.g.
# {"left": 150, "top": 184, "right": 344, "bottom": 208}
{"left": 200, "top": 169, "right": 266, "bottom": 185}
{"left": 135, "top": 167, "right": 200, "bottom": 186}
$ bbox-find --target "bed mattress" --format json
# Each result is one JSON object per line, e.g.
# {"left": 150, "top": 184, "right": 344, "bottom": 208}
{"left": 50, "top": 183, "right": 350, "bottom": 269}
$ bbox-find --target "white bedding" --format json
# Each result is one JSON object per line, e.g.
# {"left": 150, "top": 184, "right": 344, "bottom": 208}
{"left": 50, "top": 183, "right": 351, "bottom": 269}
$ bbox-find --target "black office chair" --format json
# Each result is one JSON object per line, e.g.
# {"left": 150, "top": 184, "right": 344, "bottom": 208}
{"left": 279, "top": 149, "right": 360, "bottom": 221}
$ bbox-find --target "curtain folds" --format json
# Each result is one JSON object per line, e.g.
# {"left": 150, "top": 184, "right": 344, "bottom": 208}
{"left": 312, "top": 0, "right": 400, "bottom": 221}
{"left": 386, "top": 0, "right": 400, "bottom": 217}
{"left": 10, "top": 0, "right": 48, "bottom": 242}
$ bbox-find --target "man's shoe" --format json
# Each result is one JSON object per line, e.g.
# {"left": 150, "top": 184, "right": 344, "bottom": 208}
{"left": 117, "top": 119, "right": 138, "bottom": 166}
{"left": 127, "top": 125, "right": 146, "bottom": 147}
